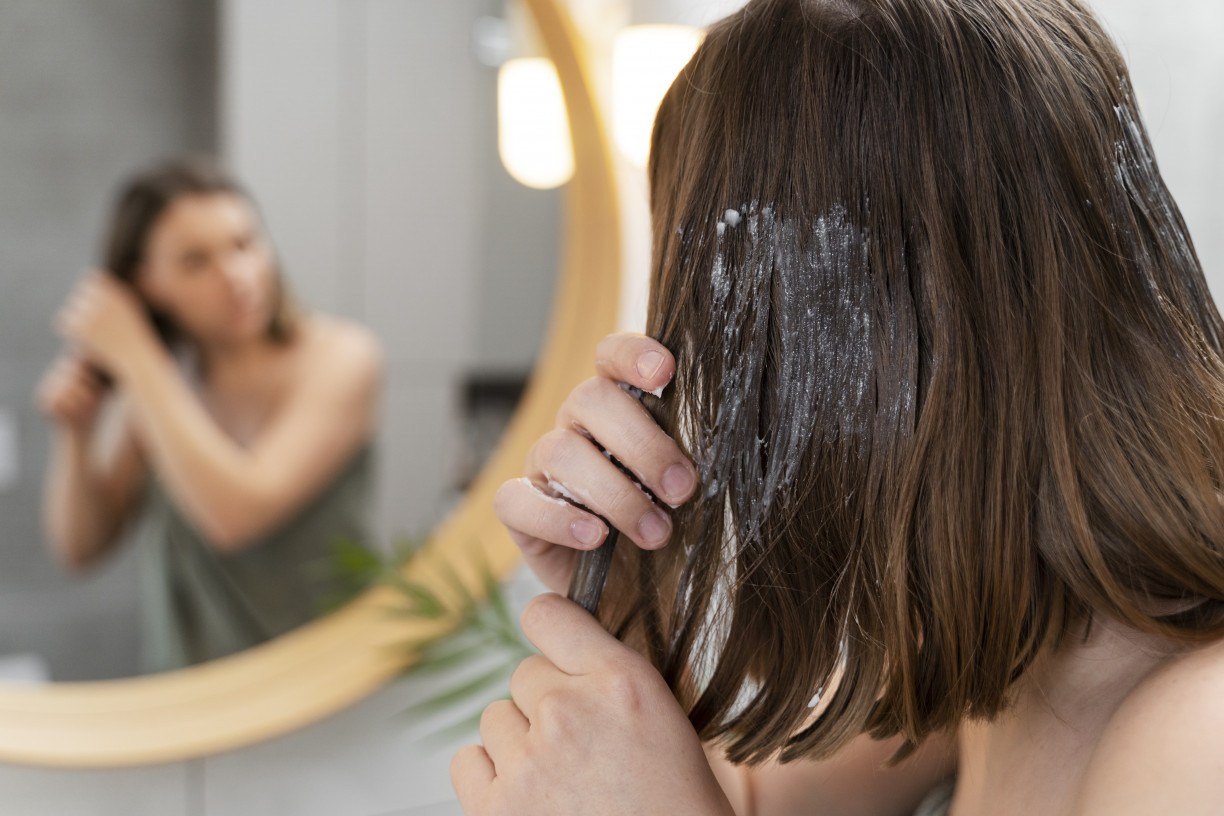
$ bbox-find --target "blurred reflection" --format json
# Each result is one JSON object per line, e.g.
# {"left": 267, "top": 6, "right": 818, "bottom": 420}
{"left": 0, "top": 0, "right": 562, "bottom": 682}
{"left": 37, "top": 157, "right": 381, "bottom": 673}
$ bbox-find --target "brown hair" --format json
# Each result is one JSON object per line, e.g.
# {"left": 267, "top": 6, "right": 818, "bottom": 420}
{"left": 597, "top": 0, "right": 1224, "bottom": 766}
{"left": 101, "top": 155, "right": 298, "bottom": 346}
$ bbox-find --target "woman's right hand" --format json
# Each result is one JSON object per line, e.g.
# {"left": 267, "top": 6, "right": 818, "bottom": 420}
{"left": 36, "top": 354, "right": 108, "bottom": 434}
{"left": 493, "top": 333, "right": 700, "bottom": 595}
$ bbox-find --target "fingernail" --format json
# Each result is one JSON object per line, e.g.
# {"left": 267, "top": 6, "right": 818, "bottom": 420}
{"left": 637, "top": 351, "right": 664, "bottom": 380}
{"left": 638, "top": 509, "right": 671, "bottom": 546}
{"left": 570, "top": 519, "right": 605, "bottom": 548}
{"left": 661, "top": 464, "right": 695, "bottom": 502}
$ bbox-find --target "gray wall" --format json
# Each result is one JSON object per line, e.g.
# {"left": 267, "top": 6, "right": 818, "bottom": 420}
{"left": 221, "top": 0, "right": 561, "bottom": 547}
{"left": 1090, "top": 0, "right": 1224, "bottom": 298}
{"left": 0, "top": 0, "right": 560, "bottom": 682}
{"left": 0, "top": 0, "right": 217, "bottom": 680}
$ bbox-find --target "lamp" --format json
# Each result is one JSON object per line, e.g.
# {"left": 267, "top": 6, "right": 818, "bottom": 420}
{"left": 497, "top": 56, "right": 575, "bottom": 189}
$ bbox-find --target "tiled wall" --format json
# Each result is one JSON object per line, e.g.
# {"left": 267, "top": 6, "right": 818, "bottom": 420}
{"left": 0, "top": 0, "right": 217, "bottom": 681}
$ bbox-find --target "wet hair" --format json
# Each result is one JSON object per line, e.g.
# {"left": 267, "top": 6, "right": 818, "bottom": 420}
{"left": 100, "top": 155, "right": 298, "bottom": 346}
{"left": 596, "top": 0, "right": 1224, "bottom": 766}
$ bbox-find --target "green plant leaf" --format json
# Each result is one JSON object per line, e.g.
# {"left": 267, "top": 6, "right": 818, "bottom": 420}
{"left": 401, "top": 663, "right": 513, "bottom": 719}
{"left": 411, "top": 638, "right": 498, "bottom": 675}
{"left": 415, "top": 705, "right": 496, "bottom": 746}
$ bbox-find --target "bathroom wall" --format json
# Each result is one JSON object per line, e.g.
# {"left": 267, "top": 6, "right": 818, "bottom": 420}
{"left": 1091, "top": 0, "right": 1224, "bottom": 299}
{"left": 0, "top": 0, "right": 217, "bottom": 681}
{"left": 221, "top": 0, "right": 562, "bottom": 549}
{"left": 0, "top": 0, "right": 560, "bottom": 681}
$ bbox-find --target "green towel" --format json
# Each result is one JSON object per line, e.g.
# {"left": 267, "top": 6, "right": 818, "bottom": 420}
{"left": 913, "top": 778, "right": 956, "bottom": 816}
{"left": 134, "top": 444, "right": 376, "bottom": 673}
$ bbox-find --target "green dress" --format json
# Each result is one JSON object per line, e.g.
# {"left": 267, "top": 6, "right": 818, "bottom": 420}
{"left": 134, "top": 444, "right": 375, "bottom": 674}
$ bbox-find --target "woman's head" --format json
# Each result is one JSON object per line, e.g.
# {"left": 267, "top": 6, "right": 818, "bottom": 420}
{"left": 102, "top": 156, "right": 296, "bottom": 348}
{"left": 602, "top": 0, "right": 1224, "bottom": 765}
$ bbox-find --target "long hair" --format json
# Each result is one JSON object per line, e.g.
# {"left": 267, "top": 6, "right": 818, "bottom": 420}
{"left": 596, "top": 0, "right": 1224, "bottom": 766}
{"left": 101, "top": 155, "right": 298, "bottom": 347}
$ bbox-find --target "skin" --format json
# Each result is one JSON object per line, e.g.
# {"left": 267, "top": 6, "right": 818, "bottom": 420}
{"left": 466, "top": 331, "right": 1224, "bottom": 815}
{"left": 37, "top": 192, "right": 383, "bottom": 569}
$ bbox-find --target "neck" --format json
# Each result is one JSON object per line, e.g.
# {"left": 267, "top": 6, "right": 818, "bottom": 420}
{"left": 1035, "top": 615, "right": 1180, "bottom": 711}
{"left": 192, "top": 333, "right": 276, "bottom": 377}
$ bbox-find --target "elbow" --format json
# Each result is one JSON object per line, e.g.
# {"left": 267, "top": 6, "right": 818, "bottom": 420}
{"left": 43, "top": 517, "right": 94, "bottom": 575}
{"left": 201, "top": 515, "right": 261, "bottom": 553}
{"left": 47, "top": 533, "right": 100, "bottom": 575}
{"left": 54, "top": 549, "right": 90, "bottom": 575}
{"left": 198, "top": 495, "right": 284, "bottom": 553}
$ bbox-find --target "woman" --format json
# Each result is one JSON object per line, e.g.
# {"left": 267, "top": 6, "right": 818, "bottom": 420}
{"left": 37, "top": 157, "right": 384, "bottom": 673}
{"left": 455, "top": 0, "right": 1224, "bottom": 814}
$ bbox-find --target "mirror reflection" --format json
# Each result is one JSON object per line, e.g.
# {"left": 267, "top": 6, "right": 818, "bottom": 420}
{"left": 0, "top": 0, "right": 561, "bottom": 681}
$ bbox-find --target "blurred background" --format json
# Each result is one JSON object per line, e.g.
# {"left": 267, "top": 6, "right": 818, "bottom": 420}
{"left": 0, "top": 0, "right": 1220, "bottom": 814}
{"left": 0, "top": 0, "right": 562, "bottom": 682}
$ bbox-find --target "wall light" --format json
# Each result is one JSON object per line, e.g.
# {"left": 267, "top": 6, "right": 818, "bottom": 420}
{"left": 497, "top": 56, "right": 575, "bottom": 190}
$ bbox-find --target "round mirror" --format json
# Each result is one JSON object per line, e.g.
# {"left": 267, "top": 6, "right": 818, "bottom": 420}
{"left": 0, "top": 0, "right": 619, "bottom": 766}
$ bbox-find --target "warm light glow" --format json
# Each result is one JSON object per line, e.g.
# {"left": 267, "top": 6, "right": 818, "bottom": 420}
{"left": 497, "top": 57, "right": 575, "bottom": 190}
{"left": 613, "top": 24, "right": 704, "bottom": 167}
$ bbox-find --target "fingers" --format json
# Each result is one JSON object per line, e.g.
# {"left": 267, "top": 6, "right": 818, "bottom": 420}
{"left": 450, "top": 743, "right": 494, "bottom": 813}
{"left": 557, "top": 376, "right": 697, "bottom": 507}
{"left": 507, "top": 652, "right": 572, "bottom": 719}
{"left": 526, "top": 428, "right": 674, "bottom": 550}
{"left": 594, "top": 332, "right": 676, "bottom": 396}
{"left": 517, "top": 593, "right": 636, "bottom": 676}
{"left": 36, "top": 356, "right": 105, "bottom": 423}
{"left": 494, "top": 477, "right": 609, "bottom": 551}
{"left": 478, "top": 699, "right": 528, "bottom": 774}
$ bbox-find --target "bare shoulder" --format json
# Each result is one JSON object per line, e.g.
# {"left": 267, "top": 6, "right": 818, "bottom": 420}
{"left": 295, "top": 314, "right": 385, "bottom": 391}
{"left": 1073, "top": 637, "right": 1224, "bottom": 815}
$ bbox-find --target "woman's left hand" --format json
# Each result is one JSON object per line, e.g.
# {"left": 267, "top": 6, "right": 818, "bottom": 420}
{"left": 450, "top": 592, "right": 736, "bottom": 816}
{"left": 55, "top": 270, "right": 159, "bottom": 379}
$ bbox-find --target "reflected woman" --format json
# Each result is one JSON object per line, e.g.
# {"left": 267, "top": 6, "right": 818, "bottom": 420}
{"left": 36, "top": 157, "right": 383, "bottom": 674}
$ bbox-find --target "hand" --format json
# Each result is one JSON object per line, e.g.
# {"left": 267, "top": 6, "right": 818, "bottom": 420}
{"left": 54, "top": 270, "right": 159, "bottom": 380}
{"left": 35, "top": 353, "right": 109, "bottom": 433}
{"left": 451, "top": 592, "right": 736, "bottom": 816}
{"left": 493, "top": 333, "right": 699, "bottom": 595}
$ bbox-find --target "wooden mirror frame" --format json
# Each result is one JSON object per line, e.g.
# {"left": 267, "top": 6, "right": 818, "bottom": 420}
{"left": 0, "top": 0, "right": 621, "bottom": 768}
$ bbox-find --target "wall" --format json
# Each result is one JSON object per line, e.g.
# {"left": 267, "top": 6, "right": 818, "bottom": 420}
{"left": 0, "top": 0, "right": 217, "bottom": 681}
{"left": 1090, "top": 0, "right": 1224, "bottom": 298}
{"left": 221, "top": 0, "right": 562, "bottom": 548}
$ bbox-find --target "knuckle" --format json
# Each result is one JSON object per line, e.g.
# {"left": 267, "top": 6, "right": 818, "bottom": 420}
{"left": 618, "top": 418, "right": 659, "bottom": 468}
{"left": 477, "top": 701, "right": 498, "bottom": 737}
{"left": 599, "top": 663, "right": 650, "bottom": 715}
{"left": 533, "top": 428, "right": 573, "bottom": 473}
{"left": 507, "top": 653, "right": 535, "bottom": 694}
{"left": 604, "top": 480, "right": 646, "bottom": 521}
{"left": 449, "top": 744, "right": 477, "bottom": 779}
{"left": 534, "top": 690, "right": 577, "bottom": 742}
{"left": 569, "top": 376, "right": 610, "bottom": 415}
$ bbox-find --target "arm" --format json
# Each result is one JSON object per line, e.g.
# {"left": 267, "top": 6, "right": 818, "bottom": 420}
{"left": 117, "top": 328, "right": 383, "bottom": 552}
{"left": 41, "top": 395, "right": 149, "bottom": 572}
{"left": 706, "top": 731, "right": 958, "bottom": 816}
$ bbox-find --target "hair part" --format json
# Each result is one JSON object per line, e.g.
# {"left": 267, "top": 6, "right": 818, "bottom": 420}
{"left": 596, "top": 0, "right": 1224, "bottom": 766}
